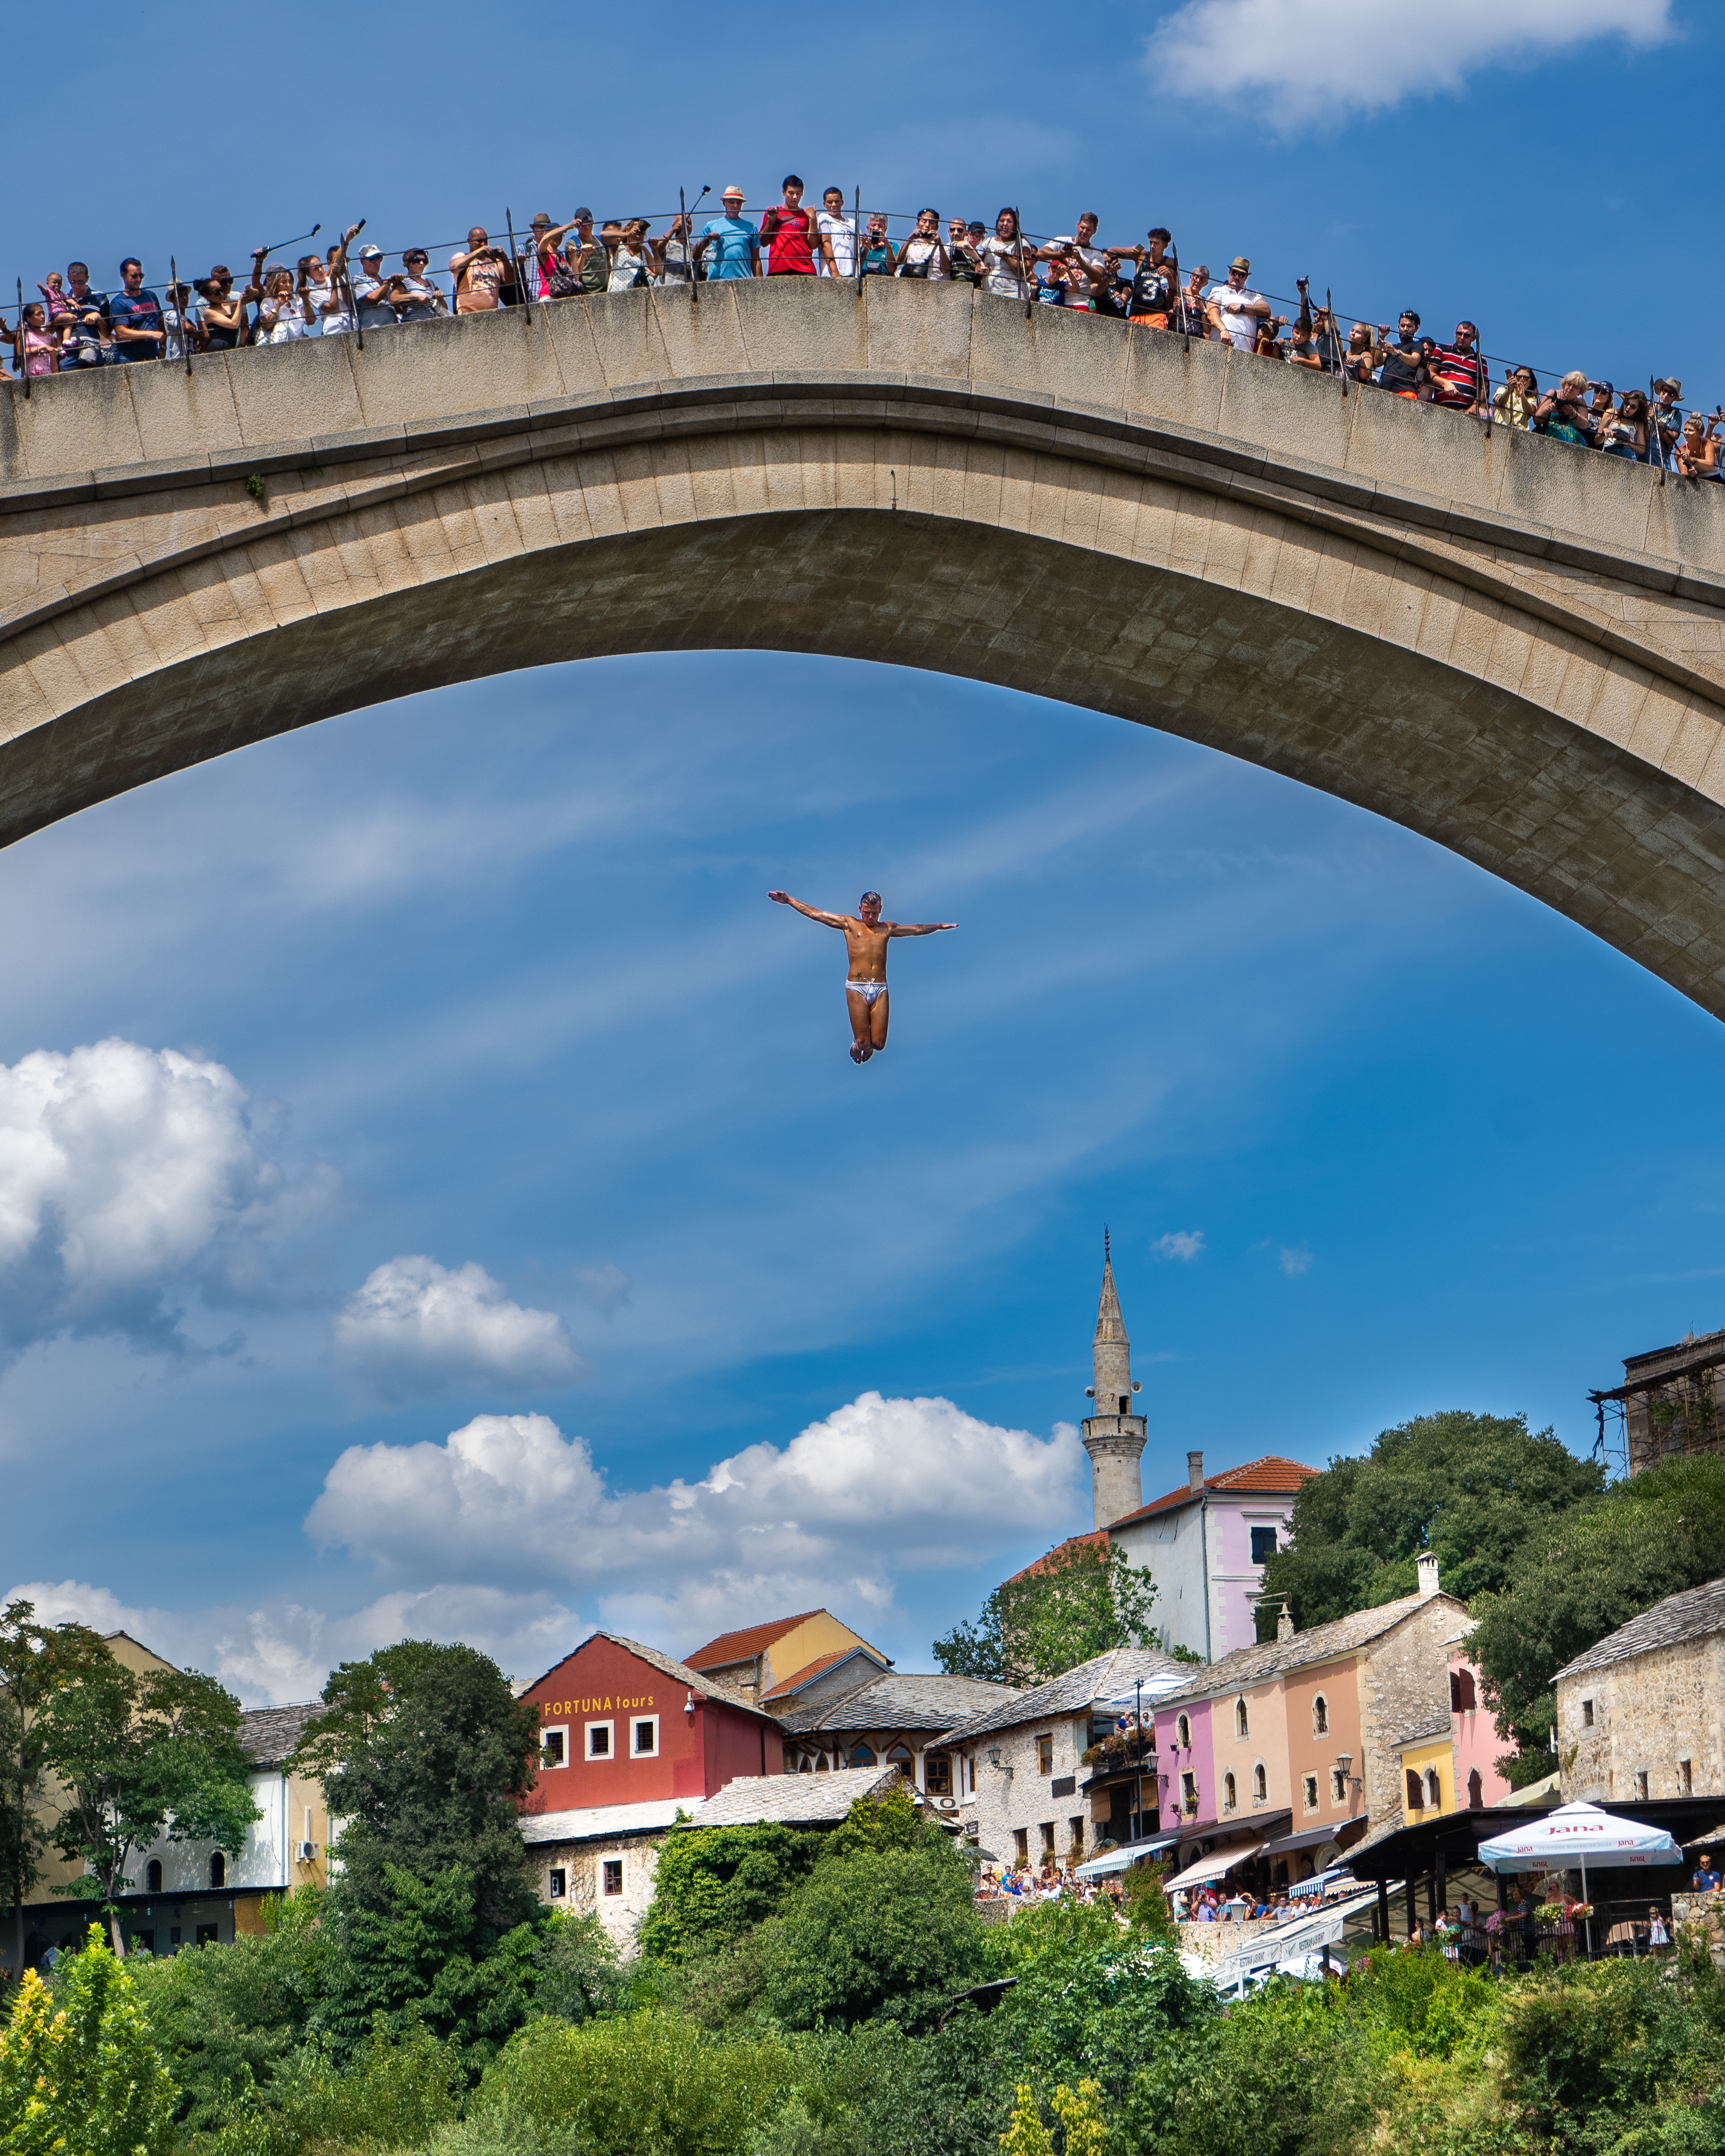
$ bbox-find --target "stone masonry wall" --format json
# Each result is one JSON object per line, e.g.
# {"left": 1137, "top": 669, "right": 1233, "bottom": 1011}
{"left": 955, "top": 1712, "right": 1103, "bottom": 1870}
{"left": 1355, "top": 1596, "right": 1471, "bottom": 1829}
{"left": 1559, "top": 1634, "right": 1725, "bottom": 1803}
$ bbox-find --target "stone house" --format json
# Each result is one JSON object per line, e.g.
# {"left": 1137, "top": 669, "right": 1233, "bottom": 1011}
{"left": 682, "top": 1610, "right": 887, "bottom": 1707}
{"left": 1150, "top": 1557, "right": 1482, "bottom": 1884}
{"left": 1556, "top": 1576, "right": 1725, "bottom": 1804}
{"left": 767, "top": 1654, "right": 1019, "bottom": 1816}
{"left": 933, "top": 1647, "right": 1186, "bottom": 1870}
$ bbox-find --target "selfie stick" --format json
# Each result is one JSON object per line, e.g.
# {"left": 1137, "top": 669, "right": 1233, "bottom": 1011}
{"left": 263, "top": 223, "right": 321, "bottom": 257}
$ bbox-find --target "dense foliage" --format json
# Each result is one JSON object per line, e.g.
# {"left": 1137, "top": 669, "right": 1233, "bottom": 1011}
{"left": 1255, "top": 1409, "right": 1604, "bottom": 1638}
{"left": 1467, "top": 1455, "right": 1725, "bottom": 1757}
{"left": 933, "top": 1537, "right": 1160, "bottom": 1683}
{"left": 0, "top": 1924, "right": 175, "bottom": 2156}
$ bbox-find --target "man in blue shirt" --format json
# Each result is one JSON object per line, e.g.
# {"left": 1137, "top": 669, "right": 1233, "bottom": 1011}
{"left": 1694, "top": 1852, "right": 1722, "bottom": 1892}
{"left": 694, "top": 186, "right": 760, "bottom": 281}
{"left": 108, "top": 258, "right": 165, "bottom": 360}
{"left": 59, "top": 263, "right": 110, "bottom": 367}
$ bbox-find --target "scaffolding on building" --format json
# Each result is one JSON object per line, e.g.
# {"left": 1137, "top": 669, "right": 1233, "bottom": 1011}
{"left": 1589, "top": 1329, "right": 1725, "bottom": 1479}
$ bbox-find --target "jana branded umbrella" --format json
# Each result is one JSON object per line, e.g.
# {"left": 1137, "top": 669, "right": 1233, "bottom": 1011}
{"left": 1476, "top": 1801, "right": 1683, "bottom": 1907}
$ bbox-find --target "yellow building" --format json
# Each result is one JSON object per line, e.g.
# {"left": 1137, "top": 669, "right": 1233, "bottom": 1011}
{"left": 1394, "top": 1713, "right": 1459, "bottom": 1819}
{"left": 684, "top": 1610, "right": 889, "bottom": 1705}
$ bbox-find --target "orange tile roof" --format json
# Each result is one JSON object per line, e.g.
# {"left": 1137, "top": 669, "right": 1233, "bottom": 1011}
{"left": 1006, "top": 1530, "right": 1108, "bottom": 1586}
{"left": 685, "top": 1611, "right": 825, "bottom": 1670}
{"left": 1110, "top": 1455, "right": 1317, "bottom": 1529}
{"left": 761, "top": 1646, "right": 886, "bottom": 1701}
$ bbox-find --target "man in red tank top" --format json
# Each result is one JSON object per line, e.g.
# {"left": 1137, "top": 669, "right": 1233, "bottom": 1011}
{"left": 762, "top": 176, "right": 818, "bottom": 276}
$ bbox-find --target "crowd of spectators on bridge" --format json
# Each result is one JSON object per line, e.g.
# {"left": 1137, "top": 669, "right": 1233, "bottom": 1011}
{"left": 4, "top": 182, "right": 1720, "bottom": 478}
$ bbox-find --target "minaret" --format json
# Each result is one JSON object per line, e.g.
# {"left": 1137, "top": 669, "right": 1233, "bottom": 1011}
{"left": 1082, "top": 1233, "right": 1147, "bottom": 1528}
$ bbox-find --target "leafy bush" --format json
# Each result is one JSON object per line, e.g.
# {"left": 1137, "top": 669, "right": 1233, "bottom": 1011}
{"left": 0, "top": 1923, "right": 175, "bottom": 2156}
{"left": 531, "top": 1909, "right": 630, "bottom": 2024}
{"left": 452, "top": 2009, "right": 797, "bottom": 2156}
{"left": 639, "top": 1824, "right": 820, "bottom": 1964}
{"left": 181, "top": 2028, "right": 464, "bottom": 2156}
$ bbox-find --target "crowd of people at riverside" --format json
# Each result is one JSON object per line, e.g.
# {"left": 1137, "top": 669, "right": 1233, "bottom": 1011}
{"left": 4, "top": 179, "right": 1722, "bottom": 478}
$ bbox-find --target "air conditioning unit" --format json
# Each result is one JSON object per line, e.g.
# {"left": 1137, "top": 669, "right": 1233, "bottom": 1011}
{"left": 296, "top": 1842, "right": 318, "bottom": 1863}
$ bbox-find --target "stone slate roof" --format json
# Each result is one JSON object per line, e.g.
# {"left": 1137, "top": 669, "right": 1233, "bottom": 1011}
{"left": 685, "top": 1611, "right": 824, "bottom": 1669}
{"left": 686, "top": 1765, "right": 903, "bottom": 1827}
{"left": 1148, "top": 1592, "right": 1467, "bottom": 1710}
{"left": 776, "top": 1673, "right": 1020, "bottom": 1736}
{"left": 1552, "top": 1576, "right": 1725, "bottom": 1683}
{"left": 1110, "top": 1455, "right": 1317, "bottom": 1529}
{"left": 240, "top": 1702, "right": 323, "bottom": 1768}
{"left": 1391, "top": 1712, "right": 1453, "bottom": 1749}
{"left": 520, "top": 1798, "right": 685, "bottom": 1846}
{"left": 932, "top": 1647, "right": 1186, "bottom": 1748}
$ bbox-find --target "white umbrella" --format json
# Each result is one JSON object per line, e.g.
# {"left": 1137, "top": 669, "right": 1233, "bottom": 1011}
{"left": 1476, "top": 1801, "right": 1683, "bottom": 1917}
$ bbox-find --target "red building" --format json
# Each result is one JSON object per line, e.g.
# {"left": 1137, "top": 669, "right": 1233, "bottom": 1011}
{"left": 519, "top": 1631, "right": 784, "bottom": 1817}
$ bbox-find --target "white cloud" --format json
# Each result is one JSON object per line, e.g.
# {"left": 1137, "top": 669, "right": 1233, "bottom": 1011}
{"left": 1152, "top": 0, "right": 1672, "bottom": 119}
{"left": 1153, "top": 1230, "right": 1206, "bottom": 1261}
{"left": 1280, "top": 1245, "right": 1313, "bottom": 1276}
{"left": 0, "top": 1039, "right": 330, "bottom": 1358}
{"left": 307, "top": 1393, "right": 1085, "bottom": 1642}
{"left": 334, "top": 1257, "right": 583, "bottom": 1401}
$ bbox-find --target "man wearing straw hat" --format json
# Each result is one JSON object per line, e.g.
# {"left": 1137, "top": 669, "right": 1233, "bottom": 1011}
{"left": 695, "top": 187, "right": 761, "bottom": 281}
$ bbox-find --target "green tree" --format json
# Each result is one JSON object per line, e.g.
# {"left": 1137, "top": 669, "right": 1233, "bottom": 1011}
{"left": 1256, "top": 1411, "right": 1603, "bottom": 1638}
{"left": 293, "top": 1640, "right": 541, "bottom": 1940}
{"left": 38, "top": 1654, "right": 260, "bottom": 1953}
{"left": 1467, "top": 1455, "right": 1725, "bottom": 1762}
{"left": 754, "top": 1844, "right": 989, "bottom": 2032}
{"left": 638, "top": 1822, "right": 820, "bottom": 1964}
{"left": 934, "top": 1540, "right": 1160, "bottom": 1685}
{"left": 0, "top": 1602, "right": 111, "bottom": 1978}
{"left": 0, "top": 1922, "right": 175, "bottom": 2156}
{"left": 533, "top": 1908, "right": 630, "bottom": 2025}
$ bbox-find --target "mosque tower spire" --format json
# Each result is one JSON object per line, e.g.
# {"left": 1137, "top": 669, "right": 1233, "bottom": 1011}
{"left": 1082, "top": 1231, "right": 1147, "bottom": 1529}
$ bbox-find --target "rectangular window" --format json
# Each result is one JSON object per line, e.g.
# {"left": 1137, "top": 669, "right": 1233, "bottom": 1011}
{"left": 632, "top": 1716, "right": 659, "bottom": 1758}
{"left": 1250, "top": 1526, "right": 1277, "bottom": 1564}
{"left": 1069, "top": 1816, "right": 1085, "bottom": 1851}
{"left": 541, "top": 1725, "right": 567, "bottom": 1768}
{"left": 1013, "top": 1828, "right": 1029, "bottom": 1863}
{"left": 1180, "top": 1772, "right": 1197, "bottom": 1815}
{"left": 1635, "top": 1770, "right": 1649, "bottom": 1799}
{"left": 586, "top": 1721, "right": 614, "bottom": 1760}
{"left": 1040, "top": 1822, "right": 1055, "bottom": 1853}
{"left": 1581, "top": 1700, "right": 1593, "bottom": 1728}
{"left": 196, "top": 1924, "right": 219, "bottom": 1946}
{"left": 1680, "top": 1759, "right": 1693, "bottom": 1795}
{"left": 1331, "top": 1767, "right": 1347, "bottom": 1804}
{"left": 547, "top": 1868, "right": 566, "bottom": 1899}
{"left": 1303, "top": 1775, "right": 1319, "bottom": 1812}
{"left": 602, "top": 1859, "right": 624, "bottom": 1896}
{"left": 1036, "top": 1735, "right": 1055, "bottom": 1775}
{"left": 925, "top": 1754, "right": 952, "bottom": 1797}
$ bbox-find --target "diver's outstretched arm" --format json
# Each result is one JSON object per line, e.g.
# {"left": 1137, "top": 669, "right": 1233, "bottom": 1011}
{"left": 888, "top": 920, "right": 958, "bottom": 935}
{"left": 767, "top": 890, "right": 850, "bottom": 928}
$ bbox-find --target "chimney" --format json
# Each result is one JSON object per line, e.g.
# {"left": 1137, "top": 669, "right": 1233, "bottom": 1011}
{"left": 1187, "top": 1450, "right": 1204, "bottom": 1494}
{"left": 1417, "top": 1553, "right": 1440, "bottom": 1599}
{"left": 1276, "top": 1602, "right": 1295, "bottom": 1641}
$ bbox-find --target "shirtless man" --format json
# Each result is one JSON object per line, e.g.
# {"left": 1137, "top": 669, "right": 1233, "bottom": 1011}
{"left": 768, "top": 890, "right": 956, "bottom": 1062}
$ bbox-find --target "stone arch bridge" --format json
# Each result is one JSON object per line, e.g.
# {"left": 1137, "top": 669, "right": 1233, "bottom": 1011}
{"left": 4, "top": 280, "right": 1725, "bottom": 1010}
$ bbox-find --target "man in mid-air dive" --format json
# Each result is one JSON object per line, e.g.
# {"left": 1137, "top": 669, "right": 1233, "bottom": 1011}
{"left": 768, "top": 889, "right": 957, "bottom": 1062}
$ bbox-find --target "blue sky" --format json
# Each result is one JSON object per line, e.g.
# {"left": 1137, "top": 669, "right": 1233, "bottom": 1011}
{"left": 4, "top": 0, "right": 1723, "bottom": 1702}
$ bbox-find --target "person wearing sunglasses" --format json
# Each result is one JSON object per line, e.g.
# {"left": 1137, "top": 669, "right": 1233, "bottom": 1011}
{"left": 394, "top": 250, "right": 448, "bottom": 322}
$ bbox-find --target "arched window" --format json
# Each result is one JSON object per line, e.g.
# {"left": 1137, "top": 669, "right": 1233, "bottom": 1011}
{"left": 1406, "top": 1768, "right": 1424, "bottom": 1810}
{"left": 1312, "top": 1694, "right": 1328, "bottom": 1736}
{"left": 1468, "top": 1768, "right": 1483, "bottom": 1810}
{"left": 1424, "top": 1767, "right": 1441, "bottom": 1810}
{"left": 1252, "top": 1762, "right": 1267, "bottom": 1801}
{"left": 1223, "top": 1771, "right": 1237, "bottom": 1812}
{"left": 849, "top": 1743, "right": 876, "bottom": 1767}
{"left": 146, "top": 1859, "right": 162, "bottom": 1894}
{"left": 798, "top": 1755, "right": 812, "bottom": 1774}
{"left": 209, "top": 1852, "right": 225, "bottom": 1889}
{"left": 1234, "top": 1697, "right": 1250, "bottom": 1739}
{"left": 886, "top": 1743, "right": 913, "bottom": 1778}
{"left": 1176, "top": 1714, "right": 1191, "bottom": 1751}
{"left": 1450, "top": 1667, "right": 1476, "bottom": 1712}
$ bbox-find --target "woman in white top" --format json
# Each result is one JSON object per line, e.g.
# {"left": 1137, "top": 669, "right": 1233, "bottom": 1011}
{"left": 977, "top": 209, "right": 1033, "bottom": 302}
{"left": 607, "top": 220, "right": 654, "bottom": 293}
{"left": 255, "top": 266, "right": 312, "bottom": 342}
{"left": 894, "top": 208, "right": 950, "bottom": 280}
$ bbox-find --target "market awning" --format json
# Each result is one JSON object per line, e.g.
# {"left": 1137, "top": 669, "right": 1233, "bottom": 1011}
{"left": 1260, "top": 1821, "right": 1362, "bottom": 1861}
{"left": 1164, "top": 1840, "right": 1265, "bottom": 1891}
{"left": 1073, "top": 1833, "right": 1178, "bottom": 1880}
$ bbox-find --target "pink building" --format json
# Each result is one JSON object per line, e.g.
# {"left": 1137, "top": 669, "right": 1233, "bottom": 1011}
{"left": 1449, "top": 1648, "right": 1513, "bottom": 1810}
{"left": 1154, "top": 1693, "right": 1216, "bottom": 1832}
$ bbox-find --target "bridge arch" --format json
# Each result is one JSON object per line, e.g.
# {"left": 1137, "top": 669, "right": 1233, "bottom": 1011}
{"left": 4, "top": 279, "right": 1725, "bottom": 1010}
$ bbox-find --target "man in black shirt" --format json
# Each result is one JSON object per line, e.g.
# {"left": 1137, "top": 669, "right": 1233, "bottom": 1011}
{"left": 1375, "top": 311, "right": 1430, "bottom": 399}
{"left": 59, "top": 262, "right": 110, "bottom": 368}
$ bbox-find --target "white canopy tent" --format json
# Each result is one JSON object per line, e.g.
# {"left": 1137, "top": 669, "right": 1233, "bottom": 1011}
{"left": 1476, "top": 1802, "right": 1683, "bottom": 1910}
{"left": 1073, "top": 1834, "right": 1177, "bottom": 1881}
{"left": 1163, "top": 1841, "right": 1265, "bottom": 1893}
